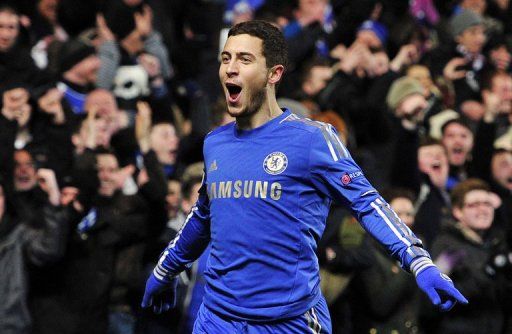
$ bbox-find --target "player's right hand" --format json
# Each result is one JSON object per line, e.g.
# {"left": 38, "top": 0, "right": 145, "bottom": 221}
{"left": 141, "top": 272, "right": 178, "bottom": 314}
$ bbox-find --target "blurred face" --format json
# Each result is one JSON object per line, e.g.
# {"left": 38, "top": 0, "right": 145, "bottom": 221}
{"left": 418, "top": 144, "right": 449, "bottom": 188}
{"left": 60, "top": 186, "right": 78, "bottom": 206}
{"left": 85, "top": 89, "right": 118, "bottom": 118}
{"left": 490, "top": 45, "right": 511, "bottom": 71}
{"left": 38, "top": 0, "right": 58, "bottom": 24}
{"left": 150, "top": 124, "right": 179, "bottom": 164}
{"left": 181, "top": 182, "right": 202, "bottom": 214}
{"left": 73, "top": 54, "right": 101, "bottom": 84}
{"left": 371, "top": 51, "right": 389, "bottom": 77}
{"left": 407, "top": 65, "right": 434, "bottom": 94}
{"left": 93, "top": 117, "right": 112, "bottom": 148}
{"left": 0, "top": 11, "right": 19, "bottom": 52}
{"left": 460, "top": 100, "right": 485, "bottom": 121}
{"left": 491, "top": 151, "right": 512, "bottom": 191}
{"left": 456, "top": 25, "right": 486, "bottom": 54}
{"left": 390, "top": 197, "right": 415, "bottom": 227}
{"left": 442, "top": 123, "right": 474, "bottom": 167}
{"left": 303, "top": 65, "right": 332, "bottom": 96}
{"left": 166, "top": 180, "right": 181, "bottom": 218}
{"left": 396, "top": 94, "right": 427, "bottom": 123}
{"left": 492, "top": 74, "right": 512, "bottom": 114}
{"left": 14, "top": 150, "right": 37, "bottom": 191}
{"left": 97, "top": 153, "right": 119, "bottom": 196}
{"left": 454, "top": 190, "right": 494, "bottom": 231}
{"left": 220, "top": 34, "right": 270, "bottom": 118}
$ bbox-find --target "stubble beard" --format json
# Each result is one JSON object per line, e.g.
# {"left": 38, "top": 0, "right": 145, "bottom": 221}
{"left": 228, "top": 82, "right": 267, "bottom": 119}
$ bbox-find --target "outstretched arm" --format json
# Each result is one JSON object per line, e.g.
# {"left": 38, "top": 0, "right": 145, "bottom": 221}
{"left": 308, "top": 124, "right": 468, "bottom": 311}
{"left": 141, "top": 174, "right": 210, "bottom": 313}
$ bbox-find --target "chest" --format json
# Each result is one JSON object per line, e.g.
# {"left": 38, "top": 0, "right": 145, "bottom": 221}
{"left": 204, "top": 136, "right": 308, "bottom": 200}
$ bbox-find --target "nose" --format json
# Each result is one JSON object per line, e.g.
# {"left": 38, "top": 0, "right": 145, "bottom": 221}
{"left": 225, "top": 59, "right": 239, "bottom": 76}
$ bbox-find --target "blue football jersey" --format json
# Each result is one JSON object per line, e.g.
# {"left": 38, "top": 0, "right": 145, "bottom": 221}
{"left": 155, "top": 109, "right": 433, "bottom": 321}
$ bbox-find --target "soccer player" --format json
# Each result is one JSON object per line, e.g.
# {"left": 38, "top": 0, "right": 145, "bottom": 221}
{"left": 141, "top": 20, "right": 467, "bottom": 333}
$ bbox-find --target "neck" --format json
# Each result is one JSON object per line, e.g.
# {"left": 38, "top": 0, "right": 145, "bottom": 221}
{"left": 63, "top": 72, "right": 87, "bottom": 86}
{"left": 236, "top": 87, "right": 282, "bottom": 130}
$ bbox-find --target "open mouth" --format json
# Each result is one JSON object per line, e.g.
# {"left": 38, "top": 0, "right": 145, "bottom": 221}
{"left": 431, "top": 162, "right": 441, "bottom": 170}
{"left": 226, "top": 83, "right": 242, "bottom": 104}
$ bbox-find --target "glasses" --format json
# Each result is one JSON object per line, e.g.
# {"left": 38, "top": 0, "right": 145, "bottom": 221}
{"left": 463, "top": 201, "right": 493, "bottom": 209}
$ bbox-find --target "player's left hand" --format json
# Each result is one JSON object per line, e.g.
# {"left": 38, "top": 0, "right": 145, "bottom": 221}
{"left": 415, "top": 266, "right": 468, "bottom": 311}
{"left": 141, "top": 273, "right": 178, "bottom": 314}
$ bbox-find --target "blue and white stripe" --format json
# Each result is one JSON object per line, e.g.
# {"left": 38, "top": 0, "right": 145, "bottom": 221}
{"left": 154, "top": 207, "right": 198, "bottom": 281}
{"left": 305, "top": 307, "right": 321, "bottom": 334}
{"left": 284, "top": 114, "right": 348, "bottom": 161}
{"left": 370, "top": 198, "right": 432, "bottom": 273}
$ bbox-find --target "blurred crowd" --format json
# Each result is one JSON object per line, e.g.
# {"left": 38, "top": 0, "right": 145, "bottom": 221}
{"left": 1, "top": 0, "right": 512, "bottom": 333}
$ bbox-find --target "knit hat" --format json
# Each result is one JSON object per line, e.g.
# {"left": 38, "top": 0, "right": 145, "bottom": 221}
{"left": 58, "top": 38, "right": 96, "bottom": 73}
{"left": 450, "top": 9, "right": 483, "bottom": 37}
{"left": 386, "top": 77, "right": 424, "bottom": 109}
{"left": 357, "top": 20, "right": 389, "bottom": 46}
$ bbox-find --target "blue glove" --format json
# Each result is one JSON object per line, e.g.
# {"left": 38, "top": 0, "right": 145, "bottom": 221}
{"left": 141, "top": 273, "right": 178, "bottom": 314}
{"left": 416, "top": 266, "right": 468, "bottom": 311}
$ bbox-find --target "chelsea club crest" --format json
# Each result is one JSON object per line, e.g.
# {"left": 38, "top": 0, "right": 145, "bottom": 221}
{"left": 263, "top": 152, "right": 288, "bottom": 175}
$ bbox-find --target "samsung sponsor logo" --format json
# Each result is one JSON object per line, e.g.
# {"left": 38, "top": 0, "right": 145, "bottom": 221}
{"left": 208, "top": 181, "right": 282, "bottom": 200}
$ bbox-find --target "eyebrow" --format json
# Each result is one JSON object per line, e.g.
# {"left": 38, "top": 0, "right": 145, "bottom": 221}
{"left": 221, "top": 51, "right": 256, "bottom": 59}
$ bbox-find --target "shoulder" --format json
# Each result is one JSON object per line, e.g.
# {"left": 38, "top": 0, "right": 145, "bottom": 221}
{"left": 205, "top": 122, "right": 234, "bottom": 141}
{"left": 280, "top": 112, "right": 334, "bottom": 136}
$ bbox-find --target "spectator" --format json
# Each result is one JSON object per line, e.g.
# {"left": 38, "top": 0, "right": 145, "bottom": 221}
{"left": 56, "top": 38, "right": 101, "bottom": 115}
{"left": 96, "top": 3, "right": 172, "bottom": 110}
{"left": 0, "top": 5, "right": 47, "bottom": 92}
{"left": 12, "top": 149, "right": 57, "bottom": 227}
{"left": 0, "top": 172, "right": 68, "bottom": 334}
{"left": 31, "top": 149, "right": 149, "bottom": 334}
{"left": 423, "top": 178, "right": 511, "bottom": 334}
{"left": 354, "top": 20, "right": 388, "bottom": 50}
{"left": 423, "top": 9, "right": 487, "bottom": 108}
{"left": 30, "top": 0, "right": 69, "bottom": 70}
{"left": 440, "top": 118, "right": 474, "bottom": 190}
{"left": 350, "top": 188, "right": 422, "bottom": 334}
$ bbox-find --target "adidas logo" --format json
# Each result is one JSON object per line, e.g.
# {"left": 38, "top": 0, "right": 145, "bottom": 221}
{"left": 208, "top": 160, "right": 218, "bottom": 172}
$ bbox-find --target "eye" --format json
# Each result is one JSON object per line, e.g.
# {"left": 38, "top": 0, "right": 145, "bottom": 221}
{"left": 221, "top": 56, "right": 230, "bottom": 64}
{"left": 241, "top": 57, "right": 252, "bottom": 64}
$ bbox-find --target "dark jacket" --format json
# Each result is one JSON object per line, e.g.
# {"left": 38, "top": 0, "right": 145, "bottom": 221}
{"left": 0, "top": 204, "right": 68, "bottom": 334}
{"left": 422, "top": 44, "right": 485, "bottom": 108}
{"left": 421, "top": 223, "right": 509, "bottom": 334}
{"left": 350, "top": 239, "right": 421, "bottom": 334}
{"left": 31, "top": 191, "right": 149, "bottom": 334}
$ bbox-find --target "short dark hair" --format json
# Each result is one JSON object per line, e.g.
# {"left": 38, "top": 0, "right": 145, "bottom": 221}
{"left": 228, "top": 20, "right": 288, "bottom": 70}
{"left": 419, "top": 136, "right": 444, "bottom": 149}
{"left": 451, "top": 178, "right": 490, "bottom": 209}
{"left": 481, "top": 70, "right": 512, "bottom": 91}
{"left": 182, "top": 176, "right": 203, "bottom": 201}
{"left": 441, "top": 118, "right": 472, "bottom": 136}
{"left": 0, "top": 4, "right": 19, "bottom": 16}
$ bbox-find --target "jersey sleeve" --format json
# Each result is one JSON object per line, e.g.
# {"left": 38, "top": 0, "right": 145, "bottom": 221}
{"left": 308, "top": 124, "right": 434, "bottom": 275}
{"left": 153, "top": 172, "right": 211, "bottom": 282}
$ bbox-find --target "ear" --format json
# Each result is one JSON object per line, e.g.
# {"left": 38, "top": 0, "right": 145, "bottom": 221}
{"left": 268, "top": 65, "right": 285, "bottom": 85}
{"left": 453, "top": 207, "right": 463, "bottom": 221}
